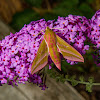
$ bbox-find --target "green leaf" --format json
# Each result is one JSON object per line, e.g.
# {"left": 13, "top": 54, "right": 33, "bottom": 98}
{"left": 70, "top": 75, "right": 78, "bottom": 86}
{"left": 65, "top": 75, "right": 69, "bottom": 79}
{"left": 86, "top": 77, "right": 94, "bottom": 92}
{"left": 61, "top": 60, "right": 68, "bottom": 73}
{"left": 44, "top": 13, "right": 58, "bottom": 21}
{"left": 71, "top": 80, "right": 78, "bottom": 86}
{"left": 86, "top": 84, "right": 93, "bottom": 92}
{"left": 79, "top": 76, "right": 84, "bottom": 82}
{"left": 60, "top": 79, "right": 66, "bottom": 83}
{"left": 10, "top": 9, "right": 40, "bottom": 31}
{"left": 25, "top": 0, "right": 42, "bottom": 7}
{"left": 75, "top": 66, "right": 85, "bottom": 72}
{"left": 59, "top": 75, "right": 66, "bottom": 83}
{"left": 50, "top": 72, "right": 56, "bottom": 78}
{"left": 78, "top": 3, "right": 94, "bottom": 18}
{"left": 53, "top": 7, "right": 82, "bottom": 17}
{"left": 53, "top": 0, "right": 83, "bottom": 17}
{"left": 56, "top": 76, "right": 60, "bottom": 82}
{"left": 88, "top": 77, "right": 94, "bottom": 83}
{"left": 55, "top": 0, "right": 79, "bottom": 8}
{"left": 70, "top": 75, "right": 76, "bottom": 80}
{"left": 86, "top": 0, "right": 94, "bottom": 4}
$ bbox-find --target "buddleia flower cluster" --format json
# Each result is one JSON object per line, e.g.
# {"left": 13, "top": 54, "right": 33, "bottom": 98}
{"left": 0, "top": 10, "right": 100, "bottom": 89}
{"left": 53, "top": 15, "right": 90, "bottom": 65}
{"left": 0, "top": 19, "right": 49, "bottom": 90}
{"left": 89, "top": 10, "right": 100, "bottom": 66}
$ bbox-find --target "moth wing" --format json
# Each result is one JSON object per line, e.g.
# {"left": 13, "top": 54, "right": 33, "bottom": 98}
{"left": 56, "top": 35, "right": 84, "bottom": 62}
{"left": 31, "top": 39, "right": 48, "bottom": 75}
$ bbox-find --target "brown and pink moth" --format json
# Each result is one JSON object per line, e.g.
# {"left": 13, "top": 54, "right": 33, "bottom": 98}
{"left": 31, "top": 27, "right": 84, "bottom": 75}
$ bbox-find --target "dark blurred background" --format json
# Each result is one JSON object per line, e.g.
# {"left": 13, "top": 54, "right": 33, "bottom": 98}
{"left": 0, "top": 0, "right": 100, "bottom": 31}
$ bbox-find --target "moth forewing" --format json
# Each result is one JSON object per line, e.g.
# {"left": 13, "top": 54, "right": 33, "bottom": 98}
{"left": 44, "top": 27, "right": 61, "bottom": 70}
{"left": 31, "top": 39, "right": 48, "bottom": 75}
{"left": 56, "top": 35, "right": 84, "bottom": 62}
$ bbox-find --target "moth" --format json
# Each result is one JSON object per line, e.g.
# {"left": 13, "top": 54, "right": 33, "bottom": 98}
{"left": 31, "top": 27, "right": 84, "bottom": 75}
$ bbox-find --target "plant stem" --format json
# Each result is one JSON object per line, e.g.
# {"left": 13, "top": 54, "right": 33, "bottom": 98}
{"left": 66, "top": 79, "right": 100, "bottom": 86}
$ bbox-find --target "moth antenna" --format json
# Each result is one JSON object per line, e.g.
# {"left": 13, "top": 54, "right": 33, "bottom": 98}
{"left": 35, "top": 30, "right": 45, "bottom": 37}
{"left": 33, "top": 29, "right": 46, "bottom": 43}
{"left": 50, "top": 27, "right": 68, "bottom": 34}
{"left": 34, "top": 35, "right": 44, "bottom": 43}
